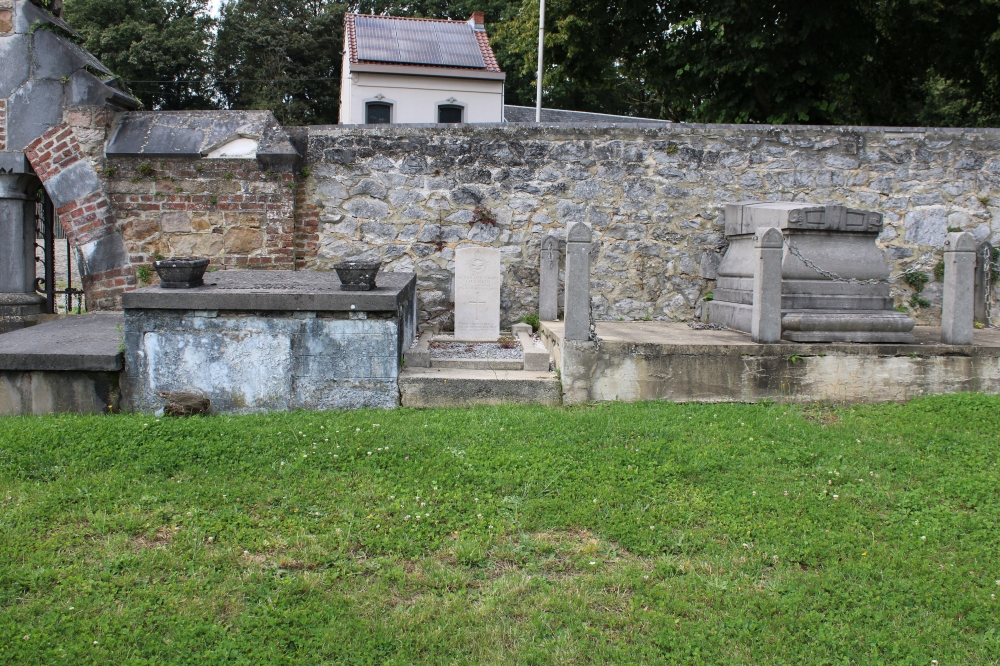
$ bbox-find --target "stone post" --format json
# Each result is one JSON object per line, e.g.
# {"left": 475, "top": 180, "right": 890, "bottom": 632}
{"left": 539, "top": 234, "right": 559, "bottom": 321}
{"left": 942, "top": 231, "right": 977, "bottom": 345}
{"left": 974, "top": 240, "right": 993, "bottom": 327}
{"left": 564, "top": 222, "right": 592, "bottom": 341}
{"left": 751, "top": 227, "right": 783, "bottom": 343}
{"left": 0, "top": 171, "right": 45, "bottom": 333}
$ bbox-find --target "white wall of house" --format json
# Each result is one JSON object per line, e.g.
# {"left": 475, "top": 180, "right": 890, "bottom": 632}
{"left": 340, "top": 62, "right": 504, "bottom": 125}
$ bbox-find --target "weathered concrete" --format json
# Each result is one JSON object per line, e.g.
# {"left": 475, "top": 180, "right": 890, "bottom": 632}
{"left": 513, "top": 321, "right": 551, "bottom": 370}
{"left": 0, "top": 312, "right": 124, "bottom": 414}
{"left": 123, "top": 270, "right": 417, "bottom": 413}
{"left": 399, "top": 366, "right": 561, "bottom": 407}
{"left": 0, "top": 312, "right": 123, "bottom": 370}
{"left": 752, "top": 227, "right": 783, "bottom": 343}
{"left": 0, "top": 370, "right": 120, "bottom": 415}
{"left": 122, "top": 270, "right": 417, "bottom": 312}
{"left": 543, "top": 320, "right": 1000, "bottom": 404}
{"left": 942, "top": 231, "right": 977, "bottom": 344}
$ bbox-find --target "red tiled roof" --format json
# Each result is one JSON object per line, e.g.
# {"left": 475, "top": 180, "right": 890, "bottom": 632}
{"left": 344, "top": 13, "right": 503, "bottom": 73}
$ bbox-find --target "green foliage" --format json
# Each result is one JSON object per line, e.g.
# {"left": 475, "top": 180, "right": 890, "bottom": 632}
{"left": 102, "top": 166, "right": 117, "bottom": 178}
{"left": 63, "top": 0, "right": 216, "bottom": 110}
{"left": 934, "top": 260, "right": 945, "bottom": 283}
{"left": 903, "top": 271, "right": 929, "bottom": 293}
{"left": 209, "top": 195, "right": 218, "bottom": 205}
{"left": 702, "top": 291, "right": 713, "bottom": 302}
{"left": 910, "top": 294, "right": 932, "bottom": 309}
{"left": 214, "top": 0, "right": 346, "bottom": 125}
{"left": 518, "top": 312, "right": 540, "bottom": 332}
{"left": 135, "top": 264, "right": 153, "bottom": 284}
{"left": 137, "top": 162, "right": 154, "bottom": 177}
{"left": 2, "top": 396, "right": 1000, "bottom": 662}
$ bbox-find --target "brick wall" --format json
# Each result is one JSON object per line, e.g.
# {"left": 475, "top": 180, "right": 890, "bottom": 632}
{"left": 106, "top": 158, "right": 298, "bottom": 279}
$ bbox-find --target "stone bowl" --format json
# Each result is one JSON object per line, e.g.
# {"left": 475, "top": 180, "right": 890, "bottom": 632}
{"left": 153, "top": 257, "right": 210, "bottom": 289}
{"left": 333, "top": 261, "right": 382, "bottom": 291}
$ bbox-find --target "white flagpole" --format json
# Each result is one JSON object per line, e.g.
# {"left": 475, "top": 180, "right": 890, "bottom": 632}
{"left": 535, "top": 0, "right": 545, "bottom": 123}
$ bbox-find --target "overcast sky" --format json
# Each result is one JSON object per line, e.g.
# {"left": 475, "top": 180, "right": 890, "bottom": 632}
{"left": 209, "top": 0, "right": 222, "bottom": 16}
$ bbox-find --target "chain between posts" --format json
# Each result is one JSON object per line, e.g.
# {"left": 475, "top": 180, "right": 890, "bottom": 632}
{"left": 982, "top": 244, "right": 995, "bottom": 326}
{"left": 782, "top": 236, "right": 937, "bottom": 285}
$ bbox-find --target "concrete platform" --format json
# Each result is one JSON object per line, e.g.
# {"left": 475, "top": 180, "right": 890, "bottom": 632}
{"left": 399, "top": 367, "right": 562, "bottom": 407}
{"left": 0, "top": 313, "right": 124, "bottom": 414}
{"left": 541, "top": 321, "right": 1000, "bottom": 404}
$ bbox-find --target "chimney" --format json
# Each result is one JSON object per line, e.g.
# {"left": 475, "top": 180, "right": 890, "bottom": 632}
{"left": 468, "top": 11, "right": 485, "bottom": 30}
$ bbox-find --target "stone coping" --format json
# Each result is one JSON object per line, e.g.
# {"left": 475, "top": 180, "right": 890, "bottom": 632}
{"left": 542, "top": 321, "right": 1000, "bottom": 357}
{"left": 122, "top": 270, "right": 416, "bottom": 312}
{"left": 0, "top": 313, "right": 124, "bottom": 372}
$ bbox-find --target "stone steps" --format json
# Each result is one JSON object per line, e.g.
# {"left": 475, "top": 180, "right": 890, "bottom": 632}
{"left": 398, "top": 367, "right": 562, "bottom": 407}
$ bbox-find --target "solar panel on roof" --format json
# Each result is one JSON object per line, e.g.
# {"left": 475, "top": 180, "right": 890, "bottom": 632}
{"left": 355, "top": 16, "right": 486, "bottom": 69}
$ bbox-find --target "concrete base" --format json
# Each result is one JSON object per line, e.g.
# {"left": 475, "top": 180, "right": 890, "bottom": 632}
{"left": 0, "top": 293, "right": 46, "bottom": 334}
{"left": 542, "top": 321, "right": 1000, "bottom": 405}
{"left": 399, "top": 367, "right": 562, "bottom": 407}
{"left": 708, "top": 301, "right": 915, "bottom": 343}
{"left": 0, "top": 313, "right": 125, "bottom": 414}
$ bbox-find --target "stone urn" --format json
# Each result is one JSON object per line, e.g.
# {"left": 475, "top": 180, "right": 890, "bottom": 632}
{"left": 333, "top": 261, "right": 382, "bottom": 291}
{"left": 153, "top": 257, "right": 210, "bottom": 289}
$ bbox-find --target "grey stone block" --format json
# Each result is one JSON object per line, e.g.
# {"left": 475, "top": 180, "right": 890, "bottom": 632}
{"left": 0, "top": 34, "right": 30, "bottom": 98}
{"left": 942, "top": 231, "right": 977, "bottom": 345}
{"left": 65, "top": 69, "right": 110, "bottom": 106}
{"left": 539, "top": 234, "right": 559, "bottom": 321}
{"left": 398, "top": 367, "right": 561, "bottom": 407}
{"left": 0, "top": 313, "right": 124, "bottom": 371}
{"left": 6, "top": 78, "right": 63, "bottom": 151}
{"left": 0, "top": 370, "right": 120, "bottom": 415}
{"left": 45, "top": 159, "right": 101, "bottom": 208}
{"left": 122, "top": 270, "right": 417, "bottom": 313}
{"left": 403, "top": 330, "right": 432, "bottom": 367}
{"left": 751, "top": 227, "right": 783, "bottom": 343}
{"left": 32, "top": 28, "right": 86, "bottom": 80}
{"left": 77, "top": 233, "right": 129, "bottom": 276}
{"left": 564, "top": 222, "right": 592, "bottom": 341}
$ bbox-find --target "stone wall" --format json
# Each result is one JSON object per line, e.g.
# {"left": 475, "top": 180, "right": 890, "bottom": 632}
{"left": 302, "top": 123, "right": 1000, "bottom": 329}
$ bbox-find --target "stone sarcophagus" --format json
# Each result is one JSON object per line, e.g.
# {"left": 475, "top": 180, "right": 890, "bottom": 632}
{"left": 708, "top": 201, "right": 916, "bottom": 343}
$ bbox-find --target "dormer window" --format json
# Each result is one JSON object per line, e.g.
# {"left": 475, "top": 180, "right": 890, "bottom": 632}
{"left": 366, "top": 102, "right": 392, "bottom": 124}
{"left": 438, "top": 105, "right": 463, "bottom": 123}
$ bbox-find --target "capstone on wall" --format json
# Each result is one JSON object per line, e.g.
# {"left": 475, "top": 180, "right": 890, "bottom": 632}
{"left": 302, "top": 123, "right": 1000, "bottom": 329}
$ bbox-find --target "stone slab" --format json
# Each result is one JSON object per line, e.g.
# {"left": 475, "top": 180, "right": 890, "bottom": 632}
{"left": 0, "top": 370, "right": 120, "bottom": 415}
{"left": 398, "top": 366, "right": 561, "bottom": 407}
{"left": 122, "top": 270, "right": 416, "bottom": 312}
{"left": 403, "top": 329, "right": 432, "bottom": 368}
{"left": 454, "top": 246, "right": 500, "bottom": 341}
{"left": 0, "top": 312, "right": 124, "bottom": 371}
{"left": 543, "top": 321, "right": 1000, "bottom": 405}
{"left": 429, "top": 357, "right": 522, "bottom": 370}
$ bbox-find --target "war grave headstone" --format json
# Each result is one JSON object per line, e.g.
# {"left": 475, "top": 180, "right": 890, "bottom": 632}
{"left": 454, "top": 246, "right": 501, "bottom": 341}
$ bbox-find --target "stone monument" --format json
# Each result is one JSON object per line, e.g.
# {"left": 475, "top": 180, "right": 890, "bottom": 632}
{"left": 710, "top": 202, "right": 916, "bottom": 343}
{"left": 454, "top": 246, "right": 500, "bottom": 341}
{"left": 0, "top": 169, "right": 45, "bottom": 333}
{"left": 539, "top": 235, "right": 560, "bottom": 321}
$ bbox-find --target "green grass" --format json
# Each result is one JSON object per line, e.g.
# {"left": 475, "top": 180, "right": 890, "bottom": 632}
{"left": 2, "top": 395, "right": 999, "bottom": 664}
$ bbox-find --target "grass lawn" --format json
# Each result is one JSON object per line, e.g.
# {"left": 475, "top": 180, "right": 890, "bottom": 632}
{"left": 1, "top": 395, "right": 999, "bottom": 664}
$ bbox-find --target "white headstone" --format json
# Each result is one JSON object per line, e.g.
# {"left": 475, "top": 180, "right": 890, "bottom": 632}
{"left": 454, "top": 246, "right": 501, "bottom": 341}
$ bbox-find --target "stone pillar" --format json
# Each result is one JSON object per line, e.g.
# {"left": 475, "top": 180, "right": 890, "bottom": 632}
{"left": 751, "top": 227, "right": 783, "bottom": 343}
{"left": 942, "top": 231, "right": 977, "bottom": 345}
{"left": 974, "top": 241, "right": 993, "bottom": 327}
{"left": 0, "top": 171, "right": 45, "bottom": 333}
{"left": 564, "top": 222, "right": 592, "bottom": 341}
{"left": 539, "top": 234, "right": 559, "bottom": 321}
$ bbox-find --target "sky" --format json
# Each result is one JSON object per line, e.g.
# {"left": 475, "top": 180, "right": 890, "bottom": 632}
{"left": 208, "top": 0, "right": 222, "bottom": 16}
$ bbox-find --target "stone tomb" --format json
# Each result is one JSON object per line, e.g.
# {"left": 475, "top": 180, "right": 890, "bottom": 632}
{"left": 123, "top": 270, "right": 417, "bottom": 413}
{"left": 709, "top": 202, "right": 916, "bottom": 343}
{"left": 454, "top": 247, "right": 501, "bottom": 341}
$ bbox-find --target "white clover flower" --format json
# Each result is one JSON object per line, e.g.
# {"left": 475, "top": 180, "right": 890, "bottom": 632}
{"left": 921, "top": 536, "right": 927, "bottom": 540}
{"left": 589, "top": 561, "right": 596, "bottom": 565}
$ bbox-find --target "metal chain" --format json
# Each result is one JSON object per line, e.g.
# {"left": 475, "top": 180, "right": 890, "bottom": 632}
{"left": 982, "top": 244, "right": 995, "bottom": 326}
{"left": 782, "top": 237, "right": 937, "bottom": 285}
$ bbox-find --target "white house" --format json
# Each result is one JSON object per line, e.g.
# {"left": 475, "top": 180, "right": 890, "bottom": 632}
{"left": 340, "top": 12, "right": 506, "bottom": 125}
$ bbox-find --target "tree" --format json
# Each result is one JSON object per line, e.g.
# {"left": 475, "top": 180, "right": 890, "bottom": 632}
{"left": 62, "top": 0, "right": 216, "bottom": 110}
{"left": 214, "top": 0, "right": 345, "bottom": 125}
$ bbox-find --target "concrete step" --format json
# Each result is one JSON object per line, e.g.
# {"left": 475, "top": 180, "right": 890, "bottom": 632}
{"left": 429, "top": 358, "right": 523, "bottom": 370}
{"left": 398, "top": 367, "right": 562, "bottom": 407}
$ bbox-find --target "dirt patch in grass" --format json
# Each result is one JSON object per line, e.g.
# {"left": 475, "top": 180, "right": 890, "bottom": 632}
{"left": 799, "top": 405, "right": 841, "bottom": 425}
{"left": 133, "top": 526, "right": 174, "bottom": 550}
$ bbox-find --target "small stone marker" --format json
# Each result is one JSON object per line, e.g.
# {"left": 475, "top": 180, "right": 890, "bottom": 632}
{"left": 454, "top": 246, "right": 501, "bottom": 341}
{"left": 539, "top": 235, "right": 560, "bottom": 321}
{"left": 564, "top": 222, "right": 592, "bottom": 341}
{"left": 942, "top": 231, "right": 977, "bottom": 345}
{"left": 752, "top": 227, "right": 783, "bottom": 344}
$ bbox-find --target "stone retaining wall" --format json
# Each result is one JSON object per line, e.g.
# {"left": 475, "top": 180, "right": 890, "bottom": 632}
{"left": 302, "top": 123, "right": 1000, "bottom": 329}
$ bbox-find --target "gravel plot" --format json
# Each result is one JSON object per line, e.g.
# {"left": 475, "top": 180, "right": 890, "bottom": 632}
{"left": 429, "top": 336, "right": 523, "bottom": 360}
